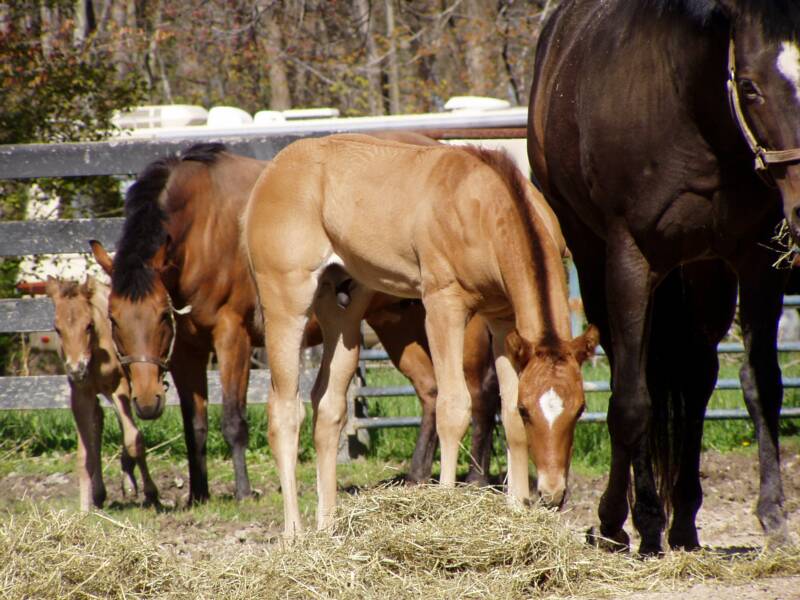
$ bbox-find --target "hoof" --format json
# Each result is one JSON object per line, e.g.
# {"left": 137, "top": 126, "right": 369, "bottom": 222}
{"left": 668, "top": 528, "right": 701, "bottom": 552}
{"left": 637, "top": 541, "right": 665, "bottom": 557}
{"left": 464, "top": 471, "right": 490, "bottom": 487}
{"left": 587, "top": 525, "right": 630, "bottom": 552}
{"left": 765, "top": 524, "right": 794, "bottom": 549}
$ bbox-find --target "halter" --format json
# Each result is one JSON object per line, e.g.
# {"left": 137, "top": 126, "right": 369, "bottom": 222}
{"left": 726, "top": 31, "right": 800, "bottom": 173}
{"left": 113, "top": 294, "right": 192, "bottom": 377}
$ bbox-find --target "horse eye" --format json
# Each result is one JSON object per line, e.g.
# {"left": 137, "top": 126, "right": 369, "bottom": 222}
{"left": 86, "top": 322, "right": 94, "bottom": 332}
{"left": 739, "top": 79, "right": 762, "bottom": 101}
{"left": 518, "top": 405, "right": 531, "bottom": 422}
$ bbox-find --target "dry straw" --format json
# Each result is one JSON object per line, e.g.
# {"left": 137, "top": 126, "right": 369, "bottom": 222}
{"left": 1, "top": 486, "right": 798, "bottom": 599}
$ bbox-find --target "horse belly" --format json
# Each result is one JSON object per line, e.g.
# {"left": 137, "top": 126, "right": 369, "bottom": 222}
{"left": 323, "top": 200, "right": 423, "bottom": 298}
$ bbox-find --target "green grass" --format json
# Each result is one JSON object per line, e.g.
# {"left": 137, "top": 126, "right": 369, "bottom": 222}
{"left": 1, "top": 351, "right": 799, "bottom": 480}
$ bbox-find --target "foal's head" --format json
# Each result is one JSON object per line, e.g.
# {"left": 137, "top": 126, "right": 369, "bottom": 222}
{"left": 506, "top": 325, "right": 600, "bottom": 509}
{"left": 45, "top": 276, "right": 98, "bottom": 383}
{"left": 90, "top": 240, "right": 176, "bottom": 420}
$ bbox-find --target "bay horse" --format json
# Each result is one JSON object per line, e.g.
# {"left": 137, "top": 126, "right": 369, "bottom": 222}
{"left": 45, "top": 276, "right": 159, "bottom": 510}
{"left": 528, "top": 0, "right": 800, "bottom": 553}
{"left": 89, "top": 141, "right": 500, "bottom": 504}
{"left": 243, "top": 133, "right": 599, "bottom": 535}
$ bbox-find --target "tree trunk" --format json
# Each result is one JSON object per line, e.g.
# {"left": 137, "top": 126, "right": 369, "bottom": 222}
{"left": 73, "top": 0, "right": 96, "bottom": 46}
{"left": 265, "top": 10, "right": 291, "bottom": 110}
{"left": 384, "top": 0, "right": 400, "bottom": 114}
{"left": 352, "top": 0, "right": 384, "bottom": 115}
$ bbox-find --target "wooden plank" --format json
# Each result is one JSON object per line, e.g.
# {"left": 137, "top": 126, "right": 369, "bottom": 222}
{"left": 0, "top": 297, "right": 53, "bottom": 333}
{"left": 0, "top": 134, "right": 309, "bottom": 179}
{"left": 0, "top": 218, "right": 124, "bottom": 257}
{"left": 0, "top": 112, "right": 529, "bottom": 180}
{"left": 0, "top": 369, "right": 316, "bottom": 410}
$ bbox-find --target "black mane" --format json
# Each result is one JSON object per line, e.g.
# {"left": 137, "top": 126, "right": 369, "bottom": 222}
{"left": 112, "top": 143, "right": 227, "bottom": 300}
{"left": 646, "top": 0, "right": 800, "bottom": 40}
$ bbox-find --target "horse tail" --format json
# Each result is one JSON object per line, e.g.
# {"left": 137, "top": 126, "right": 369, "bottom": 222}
{"left": 647, "top": 260, "right": 736, "bottom": 518}
{"left": 646, "top": 268, "right": 685, "bottom": 517}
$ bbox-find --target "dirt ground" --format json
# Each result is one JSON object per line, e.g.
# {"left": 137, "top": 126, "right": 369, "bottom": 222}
{"left": 2, "top": 448, "right": 800, "bottom": 598}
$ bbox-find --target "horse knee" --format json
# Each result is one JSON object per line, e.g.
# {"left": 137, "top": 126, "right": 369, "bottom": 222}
{"left": 222, "top": 407, "right": 249, "bottom": 446}
{"left": 607, "top": 399, "right": 650, "bottom": 447}
{"left": 315, "top": 401, "right": 346, "bottom": 432}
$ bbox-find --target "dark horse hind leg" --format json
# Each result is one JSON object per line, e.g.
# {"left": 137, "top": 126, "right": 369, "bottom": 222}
{"left": 600, "top": 222, "right": 666, "bottom": 555}
{"left": 736, "top": 252, "right": 790, "bottom": 545}
{"left": 170, "top": 340, "right": 211, "bottom": 504}
{"left": 657, "top": 261, "right": 737, "bottom": 550}
{"left": 214, "top": 310, "right": 253, "bottom": 500}
{"left": 555, "top": 212, "right": 632, "bottom": 550}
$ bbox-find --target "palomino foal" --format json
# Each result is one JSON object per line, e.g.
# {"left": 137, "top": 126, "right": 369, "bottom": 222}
{"left": 45, "top": 276, "right": 158, "bottom": 510}
{"left": 243, "top": 134, "right": 598, "bottom": 535}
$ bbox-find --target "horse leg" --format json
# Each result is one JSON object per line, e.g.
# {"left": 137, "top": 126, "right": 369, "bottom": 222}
{"left": 423, "top": 289, "right": 470, "bottom": 487}
{"left": 736, "top": 254, "right": 790, "bottom": 545}
{"left": 366, "top": 301, "right": 439, "bottom": 484}
{"left": 107, "top": 378, "right": 160, "bottom": 506}
{"left": 597, "top": 223, "right": 665, "bottom": 555}
{"left": 464, "top": 317, "right": 497, "bottom": 486}
{"left": 489, "top": 319, "right": 529, "bottom": 501}
{"left": 312, "top": 281, "right": 372, "bottom": 528}
{"left": 169, "top": 342, "right": 211, "bottom": 504}
{"left": 214, "top": 310, "right": 253, "bottom": 500}
{"left": 70, "top": 386, "right": 105, "bottom": 510}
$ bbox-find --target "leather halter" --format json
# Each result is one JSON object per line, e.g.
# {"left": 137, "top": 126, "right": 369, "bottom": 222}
{"left": 113, "top": 295, "right": 192, "bottom": 375}
{"left": 726, "top": 32, "right": 800, "bottom": 173}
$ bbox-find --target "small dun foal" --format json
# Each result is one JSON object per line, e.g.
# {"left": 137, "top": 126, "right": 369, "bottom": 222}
{"left": 45, "top": 276, "right": 158, "bottom": 511}
{"left": 243, "top": 134, "right": 598, "bottom": 535}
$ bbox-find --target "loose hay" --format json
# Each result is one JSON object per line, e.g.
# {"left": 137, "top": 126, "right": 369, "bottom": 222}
{"left": 1, "top": 486, "right": 798, "bottom": 599}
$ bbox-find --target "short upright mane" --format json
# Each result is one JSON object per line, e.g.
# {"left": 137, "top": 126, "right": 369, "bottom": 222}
{"left": 112, "top": 143, "right": 227, "bottom": 300}
{"left": 460, "top": 145, "right": 559, "bottom": 347}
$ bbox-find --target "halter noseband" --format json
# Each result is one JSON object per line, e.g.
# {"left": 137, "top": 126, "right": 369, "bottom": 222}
{"left": 113, "top": 295, "right": 192, "bottom": 376}
{"left": 726, "top": 32, "right": 800, "bottom": 173}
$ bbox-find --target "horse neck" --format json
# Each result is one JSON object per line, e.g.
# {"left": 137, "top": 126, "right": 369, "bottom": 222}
{"left": 167, "top": 158, "right": 261, "bottom": 305}
{"left": 491, "top": 200, "right": 572, "bottom": 344}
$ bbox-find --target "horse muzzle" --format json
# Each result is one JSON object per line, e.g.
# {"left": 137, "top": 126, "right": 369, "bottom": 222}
{"left": 536, "top": 471, "right": 568, "bottom": 511}
{"left": 132, "top": 391, "right": 166, "bottom": 420}
{"left": 65, "top": 359, "right": 89, "bottom": 382}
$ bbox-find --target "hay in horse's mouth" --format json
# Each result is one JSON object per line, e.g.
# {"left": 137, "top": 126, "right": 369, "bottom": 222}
{"left": 769, "top": 219, "right": 800, "bottom": 269}
{"left": 2, "top": 487, "right": 800, "bottom": 598}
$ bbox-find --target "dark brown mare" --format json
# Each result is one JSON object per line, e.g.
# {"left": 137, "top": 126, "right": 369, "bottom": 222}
{"left": 90, "top": 141, "right": 500, "bottom": 503}
{"left": 529, "top": 0, "right": 800, "bottom": 553}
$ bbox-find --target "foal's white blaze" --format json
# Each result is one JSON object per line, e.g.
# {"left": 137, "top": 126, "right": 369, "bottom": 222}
{"left": 538, "top": 388, "right": 564, "bottom": 428}
{"left": 777, "top": 41, "right": 800, "bottom": 104}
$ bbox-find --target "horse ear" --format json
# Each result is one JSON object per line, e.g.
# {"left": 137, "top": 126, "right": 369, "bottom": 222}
{"left": 570, "top": 324, "right": 600, "bottom": 364}
{"left": 89, "top": 240, "right": 113, "bottom": 275}
{"left": 44, "top": 276, "right": 59, "bottom": 298}
{"left": 505, "top": 329, "right": 532, "bottom": 370}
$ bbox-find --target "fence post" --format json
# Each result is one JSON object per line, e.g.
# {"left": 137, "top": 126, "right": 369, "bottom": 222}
{"left": 338, "top": 375, "right": 371, "bottom": 462}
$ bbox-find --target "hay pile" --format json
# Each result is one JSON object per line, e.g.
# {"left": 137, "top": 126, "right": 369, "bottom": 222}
{"left": 1, "top": 486, "right": 799, "bottom": 599}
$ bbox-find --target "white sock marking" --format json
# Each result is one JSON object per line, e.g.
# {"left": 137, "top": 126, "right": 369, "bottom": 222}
{"left": 777, "top": 41, "right": 800, "bottom": 104}
{"left": 538, "top": 388, "right": 564, "bottom": 428}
